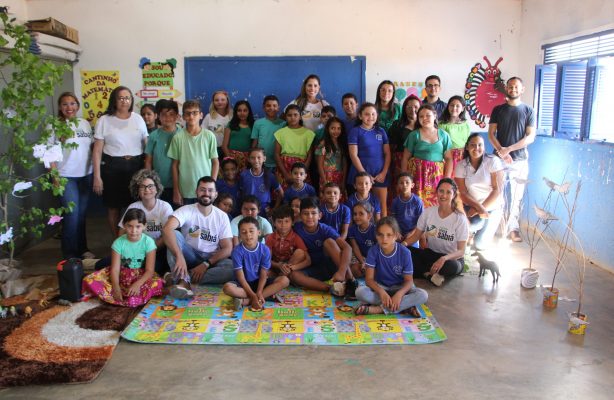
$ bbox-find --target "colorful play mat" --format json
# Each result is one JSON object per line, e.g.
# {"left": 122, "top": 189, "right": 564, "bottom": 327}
{"left": 121, "top": 285, "right": 447, "bottom": 345}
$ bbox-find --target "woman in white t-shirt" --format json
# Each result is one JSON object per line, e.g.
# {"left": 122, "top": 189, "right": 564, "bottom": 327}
{"left": 92, "top": 86, "right": 148, "bottom": 237}
{"left": 50, "top": 92, "right": 95, "bottom": 260}
{"left": 287, "top": 74, "right": 329, "bottom": 131}
{"left": 454, "top": 133, "right": 505, "bottom": 250}
{"left": 404, "top": 178, "right": 469, "bottom": 286}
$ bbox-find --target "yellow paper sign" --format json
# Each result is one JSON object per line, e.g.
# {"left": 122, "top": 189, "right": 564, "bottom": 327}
{"left": 80, "top": 70, "right": 120, "bottom": 127}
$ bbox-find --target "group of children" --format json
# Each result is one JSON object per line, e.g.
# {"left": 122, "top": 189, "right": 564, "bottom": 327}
{"left": 80, "top": 74, "right": 481, "bottom": 317}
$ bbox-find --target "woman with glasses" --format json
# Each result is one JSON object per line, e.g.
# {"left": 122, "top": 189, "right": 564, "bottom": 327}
{"left": 93, "top": 86, "right": 148, "bottom": 237}
{"left": 117, "top": 169, "right": 173, "bottom": 275}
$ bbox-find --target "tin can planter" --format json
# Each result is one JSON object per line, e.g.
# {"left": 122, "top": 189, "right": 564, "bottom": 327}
{"left": 542, "top": 287, "right": 559, "bottom": 308}
{"left": 568, "top": 313, "right": 588, "bottom": 335}
{"left": 520, "top": 268, "right": 539, "bottom": 289}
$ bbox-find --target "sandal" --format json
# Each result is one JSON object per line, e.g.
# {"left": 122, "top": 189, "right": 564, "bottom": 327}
{"left": 406, "top": 306, "right": 421, "bottom": 318}
{"left": 354, "top": 304, "right": 375, "bottom": 316}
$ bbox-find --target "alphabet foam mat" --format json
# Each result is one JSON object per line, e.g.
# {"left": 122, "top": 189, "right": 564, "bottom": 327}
{"left": 121, "top": 286, "right": 447, "bottom": 345}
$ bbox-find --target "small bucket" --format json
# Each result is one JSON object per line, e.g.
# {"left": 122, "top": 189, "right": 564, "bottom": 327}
{"left": 568, "top": 313, "right": 588, "bottom": 335}
{"left": 542, "top": 287, "right": 559, "bottom": 308}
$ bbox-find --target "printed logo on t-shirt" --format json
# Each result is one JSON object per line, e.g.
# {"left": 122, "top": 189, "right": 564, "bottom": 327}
{"left": 425, "top": 225, "right": 438, "bottom": 237}
{"left": 315, "top": 239, "right": 323, "bottom": 248}
{"left": 375, "top": 134, "right": 383, "bottom": 141}
{"left": 365, "top": 239, "right": 374, "bottom": 248}
{"left": 200, "top": 228, "right": 218, "bottom": 243}
{"left": 437, "top": 227, "right": 455, "bottom": 242}
{"left": 121, "top": 256, "right": 143, "bottom": 269}
{"left": 392, "top": 264, "right": 403, "bottom": 275}
{"left": 75, "top": 129, "right": 92, "bottom": 138}
{"left": 259, "top": 183, "right": 267, "bottom": 193}
{"left": 302, "top": 110, "right": 320, "bottom": 120}
{"left": 188, "top": 226, "right": 201, "bottom": 238}
{"left": 147, "top": 220, "right": 162, "bottom": 233}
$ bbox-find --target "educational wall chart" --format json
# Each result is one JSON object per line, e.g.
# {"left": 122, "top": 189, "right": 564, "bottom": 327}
{"left": 136, "top": 58, "right": 182, "bottom": 108}
{"left": 464, "top": 56, "right": 507, "bottom": 128}
{"left": 394, "top": 80, "right": 426, "bottom": 104}
{"left": 80, "top": 70, "right": 120, "bottom": 127}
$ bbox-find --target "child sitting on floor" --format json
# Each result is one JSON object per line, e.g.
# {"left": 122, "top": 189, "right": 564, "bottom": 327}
{"left": 223, "top": 216, "right": 289, "bottom": 311}
{"left": 354, "top": 217, "right": 428, "bottom": 316}
{"left": 265, "top": 205, "right": 311, "bottom": 278}
{"left": 83, "top": 208, "right": 163, "bottom": 307}
{"left": 348, "top": 201, "right": 377, "bottom": 278}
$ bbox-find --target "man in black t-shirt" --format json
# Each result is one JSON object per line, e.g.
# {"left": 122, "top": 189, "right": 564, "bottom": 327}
{"left": 488, "top": 77, "right": 536, "bottom": 243}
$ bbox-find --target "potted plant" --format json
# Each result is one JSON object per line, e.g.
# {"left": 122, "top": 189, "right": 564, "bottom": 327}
{"left": 540, "top": 178, "right": 581, "bottom": 308}
{"left": 519, "top": 177, "right": 557, "bottom": 289}
{"left": 1, "top": 10, "right": 73, "bottom": 278}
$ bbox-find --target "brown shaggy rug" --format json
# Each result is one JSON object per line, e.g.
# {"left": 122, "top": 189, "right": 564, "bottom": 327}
{"left": 0, "top": 299, "right": 138, "bottom": 387}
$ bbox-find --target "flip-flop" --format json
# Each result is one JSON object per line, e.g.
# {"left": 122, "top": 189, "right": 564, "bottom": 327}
{"left": 354, "top": 304, "right": 371, "bottom": 315}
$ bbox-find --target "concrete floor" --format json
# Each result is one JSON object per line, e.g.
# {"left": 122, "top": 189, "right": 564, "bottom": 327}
{"left": 2, "top": 219, "right": 614, "bottom": 400}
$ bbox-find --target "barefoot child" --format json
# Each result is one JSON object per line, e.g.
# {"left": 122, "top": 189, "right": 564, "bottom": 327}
{"left": 319, "top": 182, "right": 351, "bottom": 239}
{"left": 348, "top": 201, "right": 376, "bottom": 278}
{"left": 283, "top": 162, "right": 316, "bottom": 204}
{"left": 265, "top": 206, "right": 311, "bottom": 277}
{"left": 390, "top": 173, "right": 424, "bottom": 248}
{"left": 354, "top": 217, "right": 428, "bottom": 316}
{"left": 223, "top": 216, "right": 289, "bottom": 310}
{"left": 83, "top": 209, "right": 163, "bottom": 307}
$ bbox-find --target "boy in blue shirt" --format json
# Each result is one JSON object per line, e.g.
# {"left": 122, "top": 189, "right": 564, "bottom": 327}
{"left": 345, "top": 171, "right": 382, "bottom": 221}
{"left": 355, "top": 217, "right": 428, "bottom": 316}
{"left": 223, "top": 216, "right": 289, "bottom": 311}
{"left": 319, "top": 182, "right": 351, "bottom": 239}
{"left": 145, "top": 99, "right": 179, "bottom": 206}
{"left": 283, "top": 162, "right": 316, "bottom": 203}
{"left": 292, "top": 197, "right": 356, "bottom": 297}
{"left": 390, "top": 173, "right": 424, "bottom": 248}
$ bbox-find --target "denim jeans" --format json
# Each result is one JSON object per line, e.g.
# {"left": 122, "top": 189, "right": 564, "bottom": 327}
{"left": 355, "top": 283, "right": 428, "bottom": 314}
{"left": 504, "top": 159, "right": 529, "bottom": 234}
{"left": 468, "top": 207, "right": 503, "bottom": 250}
{"left": 166, "top": 231, "right": 234, "bottom": 284}
{"left": 60, "top": 174, "right": 92, "bottom": 259}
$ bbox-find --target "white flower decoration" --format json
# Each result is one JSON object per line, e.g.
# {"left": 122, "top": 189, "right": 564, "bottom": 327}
{"left": 0, "top": 227, "right": 13, "bottom": 245}
{"left": 2, "top": 108, "right": 16, "bottom": 119}
{"left": 32, "top": 143, "right": 63, "bottom": 168}
{"left": 12, "top": 181, "right": 33, "bottom": 197}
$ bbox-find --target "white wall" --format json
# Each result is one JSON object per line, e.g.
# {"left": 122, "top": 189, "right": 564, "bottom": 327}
{"left": 25, "top": 0, "right": 521, "bottom": 124}
{"left": 519, "top": 0, "right": 614, "bottom": 104}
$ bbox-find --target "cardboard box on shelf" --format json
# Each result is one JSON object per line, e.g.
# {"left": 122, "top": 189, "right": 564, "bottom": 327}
{"left": 26, "top": 17, "right": 79, "bottom": 44}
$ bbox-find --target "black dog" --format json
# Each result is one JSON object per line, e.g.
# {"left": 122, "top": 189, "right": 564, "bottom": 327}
{"left": 472, "top": 251, "right": 501, "bottom": 283}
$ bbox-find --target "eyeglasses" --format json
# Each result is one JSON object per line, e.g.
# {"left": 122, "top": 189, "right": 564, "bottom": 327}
{"left": 426, "top": 84, "right": 440, "bottom": 89}
{"left": 118, "top": 96, "right": 132, "bottom": 102}
{"left": 184, "top": 111, "right": 200, "bottom": 116}
{"left": 138, "top": 184, "right": 156, "bottom": 191}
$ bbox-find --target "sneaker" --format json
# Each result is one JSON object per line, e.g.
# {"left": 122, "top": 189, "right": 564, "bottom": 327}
{"left": 81, "top": 251, "right": 96, "bottom": 259}
{"left": 345, "top": 279, "right": 358, "bottom": 300}
{"left": 170, "top": 281, "right": 194, "bottom": 299}
{"left": 331, "top": 281, "right": 346, "bottom": 297}
{"left": 430, "top": 273, "right": 445, "bottom": 287}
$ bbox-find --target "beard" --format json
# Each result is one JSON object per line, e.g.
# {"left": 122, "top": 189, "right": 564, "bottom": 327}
{"left": 197, "top": 195, "right": 212, "bottom": 207}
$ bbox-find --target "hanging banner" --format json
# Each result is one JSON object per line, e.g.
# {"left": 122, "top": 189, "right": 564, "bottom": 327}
{"left": 136, "top": 57, "right": 181, "bottom": 108}
{"left": 80, "top": 70, "right": 120, "bottom": 127}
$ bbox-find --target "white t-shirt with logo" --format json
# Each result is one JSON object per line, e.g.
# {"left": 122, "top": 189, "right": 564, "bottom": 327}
{"left": 202, "top": 113, "right": 231, "bottom": 147}
{"left": 417, "top": 206, "right": 469, "bottom": 255}
{"left": 119, "top": 199, "right": 174, "bottom": 240}
{"left": 48, "top": 118, "right": 94, "bottom": 177}
{"left": 171, "top": 204, "right": 232, "bottom": 253}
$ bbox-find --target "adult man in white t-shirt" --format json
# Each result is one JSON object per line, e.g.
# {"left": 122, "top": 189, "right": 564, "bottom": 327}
{"left": 163, "top": 176, "right": 233, "bottom": 298}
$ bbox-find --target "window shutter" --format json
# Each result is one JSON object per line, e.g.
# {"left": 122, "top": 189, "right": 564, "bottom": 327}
{"left": 534, "top": 64, "right": 557, "bottom": 135}
{"left": 589, "top": 57, "right": 614, "bottom": 141}
{"left": 556, "top": 62, "right": 587, "bottom": 136}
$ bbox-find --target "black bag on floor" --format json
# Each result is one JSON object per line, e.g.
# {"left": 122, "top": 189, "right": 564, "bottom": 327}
{"left": 56, "top": 258, "right": 84, "bottom": 302}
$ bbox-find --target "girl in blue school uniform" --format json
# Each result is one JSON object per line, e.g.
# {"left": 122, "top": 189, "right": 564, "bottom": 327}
{"left": 216, "top": 157, "right": 241, "bottom": 217}
{"left": 347, "top": 201, "right": 377, "bottom": 278}
{"left": 390, "top": 172, "right": 424, "bottom": 248}
{"left": 345, "top": 171, "right": 382, "bottom": 221}
{"left": 354, "top": 217, "right": 428, "bottom": 317}
{"left": 347, "top": 102, "right": 391, "bottom": 216}
{"left": 239, "top": 147, "right": 283, "bottom": 217}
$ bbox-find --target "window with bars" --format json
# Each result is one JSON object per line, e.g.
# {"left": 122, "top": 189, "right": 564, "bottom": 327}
{"left": 534, "top": 30, "right": 614, "bottom": 142}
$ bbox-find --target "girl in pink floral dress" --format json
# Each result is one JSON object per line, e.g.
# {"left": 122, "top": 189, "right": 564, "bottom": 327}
{"left": 82, "top": 208, "right": 163, "bottom": 307}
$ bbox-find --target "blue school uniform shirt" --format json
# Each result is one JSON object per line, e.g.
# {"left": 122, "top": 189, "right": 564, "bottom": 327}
{"left": 365, "top": 243, "right": 413, "bottom": 287}
{"left": 345, "top": 193, "right": 382, "bottom": 216}
{"left": 293, "top": 222, "right": 339, "bottom": 264}
{"left": 347, "top": 125, "right": 389, "bottom": 185}
{"left": 239, "top": 169, "right": 280, "bottom": 215}
{"left": 347, "top": 223, "right": 376, "bottom": 258}
{"left": 320, "top": 203, "right": 351, "bottom": 234}
{"left": 283, "top": 183, "right": 316, "bottom": 204}
{"left": 231, "top": 242, "right": 271, "bottom": 283}
{"left": 390, "top": 194, "right": 424, "bottom": 236}
{"left": 216, "top": 178, "right": 241, "bottom": 217}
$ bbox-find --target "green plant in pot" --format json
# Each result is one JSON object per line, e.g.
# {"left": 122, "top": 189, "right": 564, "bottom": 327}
{"left": 0, "top": 10, "right": 74, "bottom": 276}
